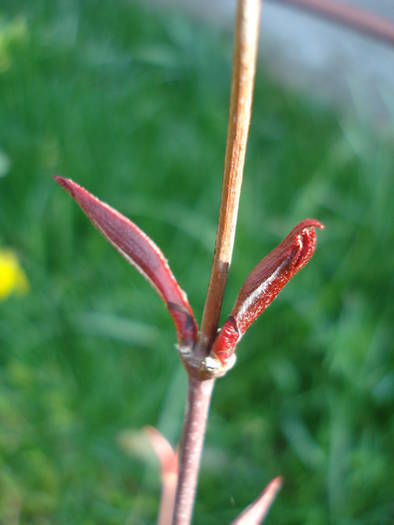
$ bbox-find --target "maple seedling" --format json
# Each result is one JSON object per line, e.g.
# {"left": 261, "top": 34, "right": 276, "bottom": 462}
{"left": 53, "top": 176, "right": 323, "bottom": 513}
{"left": 54, "top": 1, "right": 324, "bottom": 523}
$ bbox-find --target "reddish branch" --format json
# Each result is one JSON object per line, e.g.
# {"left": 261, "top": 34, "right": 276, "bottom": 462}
{"left": 172, "top": 378, "right": 215, "bottom": 525}
{"left": 275, "top": 0, "right": 394, "bottom": 46}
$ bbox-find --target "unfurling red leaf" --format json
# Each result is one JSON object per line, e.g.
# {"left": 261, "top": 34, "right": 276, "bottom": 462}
{"left": 144, "top": 427, "right": 178, "bottom": 525}
{"left": 211, "top": 219, "right": 324, "bottom": 364}
{"left": 54, "top": 177, "right": 198, "bottom": 348}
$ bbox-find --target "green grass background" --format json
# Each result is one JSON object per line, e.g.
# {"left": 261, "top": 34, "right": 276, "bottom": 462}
{"left": 0, "top": 1, "right": 393, "bottom": 523}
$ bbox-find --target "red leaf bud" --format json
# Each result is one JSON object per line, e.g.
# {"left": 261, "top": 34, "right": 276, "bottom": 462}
{"left": 211, "top": 219, "right": 324, "bottom": 364}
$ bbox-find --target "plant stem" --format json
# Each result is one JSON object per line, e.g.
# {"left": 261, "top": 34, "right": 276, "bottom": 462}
{"left": 200, "top": 0, "right": 262, "bottom": 352}
{"left": 172, "top": 1, "right": 261, "bottom": 524}
{"left": 172, "top": 377, "right": 215, "bottom": 525}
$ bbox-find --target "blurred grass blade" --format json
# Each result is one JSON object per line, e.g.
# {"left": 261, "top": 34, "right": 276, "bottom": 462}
{"left": 74, "top": 312, "right": 159, "bottom": 346}
{"left": 211, "top": 220, "right": 324, "bottom": 364}
{"left": 231, "top": 477, "right": 283, "bottom": 525}
{"left": 54, "top": 176, "right": 198, "bottom": 348}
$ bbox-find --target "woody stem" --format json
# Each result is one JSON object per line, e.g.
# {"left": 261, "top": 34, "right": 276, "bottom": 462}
{"left": 199, "top": 0, "right": 261, "bottom": 353}
{"left": 172, "top": 377, "right": 215, "bottom": 525}
{"left": 172, "top": 1, "right": 261, "bottom": 524}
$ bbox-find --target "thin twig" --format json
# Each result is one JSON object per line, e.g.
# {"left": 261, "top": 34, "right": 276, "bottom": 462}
{"left": 231, "top": 477, "right": 283, "bottom": 525}
{"left": 199, "top": 0, "right": 262, "bottom": 353}
{"left": 172, "top": 2, "right": 261, "bottom": 524}
{"left": 275, "top": 0, "right": 394, "bottom": 46}
{"left": 172, "top": 377, "right": 215, "bottom": 525}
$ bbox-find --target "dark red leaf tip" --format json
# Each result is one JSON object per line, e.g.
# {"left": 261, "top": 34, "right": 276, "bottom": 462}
{"left": 211, "top": 219, "right": 324, "bottom": 364}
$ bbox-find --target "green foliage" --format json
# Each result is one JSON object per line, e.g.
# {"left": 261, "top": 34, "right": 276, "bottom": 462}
{"left": 0, "top": 1, "right": 393, "bottom": 523}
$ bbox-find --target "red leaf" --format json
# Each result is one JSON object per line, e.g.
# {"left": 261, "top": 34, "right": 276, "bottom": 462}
{"left": 144, "top": 427, "right": 178, "bottom": 525}
{"left": 54, "top": 177, "right": 198, "bottom": 348}
{"left": 211, "top": 219, "right": 324, "bottom": 364}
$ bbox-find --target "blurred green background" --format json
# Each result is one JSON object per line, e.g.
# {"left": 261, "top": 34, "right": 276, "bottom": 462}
{"left": 0, "top": 1, "right": 393, "bottom": 523}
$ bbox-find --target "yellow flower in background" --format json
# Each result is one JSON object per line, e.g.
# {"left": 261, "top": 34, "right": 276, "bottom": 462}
{"left": 0, "top": 249, "right": 29, "bottom": 300}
